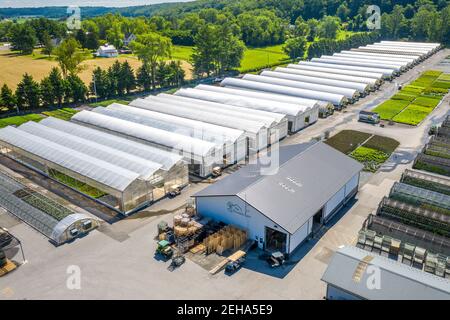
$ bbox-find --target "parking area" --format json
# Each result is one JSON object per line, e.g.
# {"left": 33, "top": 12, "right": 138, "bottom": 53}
{"left": 0, "top": 49, "right": 448, "bottom": 300}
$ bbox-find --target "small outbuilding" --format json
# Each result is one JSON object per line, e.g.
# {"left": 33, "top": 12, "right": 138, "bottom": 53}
{"left": 96, "top": 44, "right": 118, "bottom": 58}
{"left": 193, "top": 142, "right": 363, "bottom": 255}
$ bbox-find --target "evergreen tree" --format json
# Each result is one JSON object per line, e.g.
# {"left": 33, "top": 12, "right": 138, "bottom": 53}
{"left": 65, "top": 75, "right": 87, "bottom": 104}
{"left": 15, "top": 74, "right": 40, "bottom": 110}
{"left": 90, "top": 67, "right": 110, "bottom": 99}
{"left": 48, "top": 67, "right": 65, "bottom": 107}
{"left": 40, "top": 76, "right": 55, "bottom": 107}
{"left": 0, "top": 84, "right": 16, "bottom": 112}
{"left": 121, "top": 61, "right": 136, "bottom": 94}
{"left": 137, "top": 64, "right": 152, "bottom": 91}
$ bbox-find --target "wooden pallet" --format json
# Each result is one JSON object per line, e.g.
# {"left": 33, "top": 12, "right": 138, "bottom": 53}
{"left": 189, "top": 244, "right": 206, "bottom": 254}
{"left": 0, "top": 260, "right": 17, "bottom": 277}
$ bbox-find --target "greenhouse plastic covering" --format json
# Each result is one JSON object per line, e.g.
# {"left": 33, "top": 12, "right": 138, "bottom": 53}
{"left": 176, "top": 87, "right": 307, "bottom": 117}
{"left": 195, "top": 84, "right": 319, "bottom": 109}
{"left": 242, "top": 74, "right": 358, "bottom": 99}
{"left": 334, "top": 53, "right": 416, "bottom": 64}
{"left": 130, "top": 98, "right": 266, "bottom": 135}
{"left": 340, "top": 50, "right": 421, "bottom": 61}
{"left": 0, "top": 126, "right": 139, "bottom": 191}
{"left": 260, "top": 70, "right": 370, "bottom": 92}
{"left": 18, "top": 121, "right": 162, "bottom": 180}
{"left": 95, "top": 104, "right": 244, "bottom": 144}
{"left": 324, "top": 55, "right": 410, "bottom": 67}
{"left": 221, "top": 77, "right": 347, "bottom": 106}
{"left": 51, "top": 213, "right": 99, "bottom": 244}
{"left": 287, "top": 63, "right": 384, "bottom": 80}
{"left": 275, "top": 66, "right": 379, "bottom": 87}
{"left": 40, "top": 117, "right": 182, "bottom": 171}
{"left": 391, "top": 182, "right": 450, "bottom": 210}
{"left": 156, "top": 93, "right": 286, "bottom": 125}
{"left": 311, "top": 57, "right": 402, "bottom": 72}
{"left": 297, "top": 61, "right": 395, "bottom": 77}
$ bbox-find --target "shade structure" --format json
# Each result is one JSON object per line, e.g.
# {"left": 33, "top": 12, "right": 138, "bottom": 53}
{"left": 261, "top": 70, "right": 370, "bottom": 94}
{"left": 276, "top": 66, "right": 379, "bottom": 88}
{"left": 298, "top": 61, "right": 395, "bottom": 79}
{"left": 129, "top": 98, "right": 268, "bottom": 154}
{"left": 94, "top": 104, "right": 247, "bottom": 165}
{"left": 311, "top": 57, "right": 403, "bottom": 73}
{"left": 152, "top": 93, "right": 288, "bottom": 144}
{"left": 289, "top": 63, "right": 384, "bottom": 81}
{"left": 320, "top": 55, "right": 410, "bottom": 70}
{"left": 72, "top": 110, "right": 222, "bottom": 178}
{"left": 221, "top": 77, "right": 348, "bottom": 107}
{"left": 175, "top": 86, "right": 319, "bottom": 132}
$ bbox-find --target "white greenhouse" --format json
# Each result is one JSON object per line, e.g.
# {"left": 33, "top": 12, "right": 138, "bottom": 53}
{"left": 275, "top": 66, "right": 380, "bottom": 89}
{"left": 0, "top": 122, "right": 188, "bottom": 214}
{"left": 94, "top": 104, "right": 247, "bottom": 165}
{"left": 340, "top": 51, "right": 421, "bottom": 64}
{"left": 221, "top": 77, "right": 348, "bottom": 107}
{"left": 129, "top": 98, "right": 268, "bottom": 154}
{"left": 242, "top": 74, "right": 359, "bottom": 102}
{"left": 288, "top": 63, "right": 384, "bottom": 82}
{"left": 312, "top": 57, "right": 403, "bottom": 73}
{"left": 333, "top": 53, "right": 416, "bottom": 67}
{"left": 175, "top": 86, "right": 319, "bottom": 132}
{"left": 355, "top": 46, "right": 430, "bottom": 58}
{"left": 260, "top": 70, "right": 371, "bottom": 94}
{"left": 322, "top": 54, "right": 411, "bottom": 70}
{"left": 152, "top": 93, "right": 288, "bottom": 144}
{"left": 298, "top": 61, "right": 396, "bottom": 79}
{"left": 72, "top": 111, "right": 222, "bottom": 178}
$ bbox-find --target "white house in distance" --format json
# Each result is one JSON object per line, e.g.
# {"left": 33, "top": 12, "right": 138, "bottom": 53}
{"left": 123, "top": 33, "right": 137, "bottom": 47}
{"left": 96, "top": 44, "right": 119, "bottom": 58}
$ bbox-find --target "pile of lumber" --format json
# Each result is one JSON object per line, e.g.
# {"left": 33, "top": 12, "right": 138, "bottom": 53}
{"left": 203, "top": 225, "right": 247, "bottom": 255}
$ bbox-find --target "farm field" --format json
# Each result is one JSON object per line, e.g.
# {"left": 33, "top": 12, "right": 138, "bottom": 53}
{"left": 325, "top": 130, "right": 399, "bottom": 172}
{"left": 372, "top": 70, "right": 449, "bottom": 125}
{"left": 42, "top": 108, "right": 79, "bottom": 121}
{"left": 0, "top": 48, "right": 193, "bottom": 89}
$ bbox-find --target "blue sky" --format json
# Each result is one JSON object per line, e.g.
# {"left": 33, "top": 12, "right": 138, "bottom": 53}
{"left": 0, "top": 0, "right": 190, "bottom": 8}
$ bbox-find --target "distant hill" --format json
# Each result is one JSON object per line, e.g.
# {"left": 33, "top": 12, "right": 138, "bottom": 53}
{"left": 0, "top": 2, "right": 186, "bottom": 19}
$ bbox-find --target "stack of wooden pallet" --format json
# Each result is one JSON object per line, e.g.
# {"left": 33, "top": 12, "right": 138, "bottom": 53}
{"left": 203, "top": 225, "right": 247, "bottom": 255}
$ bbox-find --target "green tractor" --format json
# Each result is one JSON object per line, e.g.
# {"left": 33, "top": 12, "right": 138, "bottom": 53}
{"left": 156, "top": 240, "right": 173, "bottom": 260}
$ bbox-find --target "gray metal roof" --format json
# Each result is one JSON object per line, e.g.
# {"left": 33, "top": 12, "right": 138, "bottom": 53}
{"left": 194, "top": 142, "right": 363, "bottom": 234}
{"left": 322, "top": 246, "right": 450, "bottom": 300}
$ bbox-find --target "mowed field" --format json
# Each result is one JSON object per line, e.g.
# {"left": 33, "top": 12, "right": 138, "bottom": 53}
{"left": 0, "top": 47, "right": 193, "bottom": 89}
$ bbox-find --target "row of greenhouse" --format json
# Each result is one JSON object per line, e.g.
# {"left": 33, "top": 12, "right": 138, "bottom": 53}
{"left": 0, "top": 41, "right": 442, "bottom": 215}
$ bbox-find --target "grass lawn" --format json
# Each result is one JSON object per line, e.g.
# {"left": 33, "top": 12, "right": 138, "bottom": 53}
{"left": 239, "top": 44, "right": 290, "bottom": 72}
{"left": 350, "top": 146, "right": 390, "bottom": 173}
{"left": 324, "top": 130, "right": 372, "bottom": 154}
{"left": 42, "top": 108, "right": 79, "bottom": 121}
{"left": 372, "top": 100, "right": 410, "bottom": 120}
{"left": 172, "top": 45, "right": 193, "bottom": 62}
{"left": 89, "top": 98, "right": 132, "bottom": 107}
{"left": 0, "top": 113, "right": 44, "bottom": 128}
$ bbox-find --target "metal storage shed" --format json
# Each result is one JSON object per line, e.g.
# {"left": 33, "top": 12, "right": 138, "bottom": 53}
{"left": 286, "top": 64, "right": 384, "bottom": 84}
{"left": 0, "top": 126, "right": 154, "bottom": 214}
{"left": 175, "top": 87, "right": 319, "bottom": 132}
{"left": 221, "top": 77, "right": 348, "bottom": 107}
{"left": 261, "top": 70, "right": 371, "bottom": 94}
{"left": 151, "top": 93, "right": 288, "bottom": 144}
{"left": 312, "top": 57, "right": 403, "bottom": 73}
{"left": 94, "top": 104, "right": 247, "bottom": 165}
{"left": 298, "top": 61, "right": 396, "bottom": 79}
{"left": 129, "top": 98, "right": 268, "bottom": 154}
{"left": 72, "top": 110, "right": 222, "bottom": 178}
{"left": 242, "top": 74, "right": 358, "bottom": 102}
{"left": 322, "top": 246, "right": 450, "bottom": 300}
{"left": 40, "top": 117, "right": 188, "bottom": 197}
{"left": 194, "top": 142, "right": 363, "bottom": 255}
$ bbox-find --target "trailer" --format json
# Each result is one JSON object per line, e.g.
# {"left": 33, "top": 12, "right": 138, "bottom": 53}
{"left": 358, "top": 111, "right": 380, "bottom": 124}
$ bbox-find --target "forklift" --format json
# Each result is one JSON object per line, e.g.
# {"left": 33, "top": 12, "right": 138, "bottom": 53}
{"left": 156, "top": 240, "right": 174, "bottom": 260}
